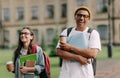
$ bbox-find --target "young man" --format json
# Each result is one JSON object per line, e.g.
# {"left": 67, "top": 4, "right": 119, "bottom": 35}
{"left": 56, "top": 6, "right": 101, "bottom": 78}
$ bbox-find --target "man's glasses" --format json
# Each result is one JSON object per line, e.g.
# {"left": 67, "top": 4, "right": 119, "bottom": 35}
{"left": 76, "top": 14, "right": 89, "bottom": 18}
{"left": 20, "top": 32, "right": 31, "bottom": 35}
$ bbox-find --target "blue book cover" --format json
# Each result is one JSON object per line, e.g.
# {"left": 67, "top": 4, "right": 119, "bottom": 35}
{"left": 67, "top": 33, "right": 88, "bottom": 48}
{"left": 67, "top": 33, "right": 88, "bottom": 62}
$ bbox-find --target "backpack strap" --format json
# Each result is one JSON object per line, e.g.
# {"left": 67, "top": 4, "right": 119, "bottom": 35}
{"left": 67, "top": 27, "right": 73, "bottom": 36}
{"left": 87, "top": 28, "right": 93, "bottom": 40}
{"left": 67, "top": 27, "right": 94, "bottom": 38}
{"left": 91, "top": 58, "right": 96, "bottom": 76}
{"left": 32, "top": 44, "right": 50, "bottom": 78}
{"left": 87, "top": 28, "right": 97, "bottom": 76}
{"left": 32, "top": 44, "right": 37, "bottom": 54}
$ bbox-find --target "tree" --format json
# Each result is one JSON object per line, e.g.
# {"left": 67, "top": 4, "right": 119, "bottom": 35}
{"left": 49, "top": 28, "right": 59, "bottom": 57}
{"left": 41, "top": 33, "right": 47, "bottom": 52}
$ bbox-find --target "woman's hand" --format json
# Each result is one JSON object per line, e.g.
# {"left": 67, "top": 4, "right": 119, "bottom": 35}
{"left": 20, "top": 66, "right": 36, "bottom": 74}
{"left": 20, "top": 66, "right": 28, "bottom": 74}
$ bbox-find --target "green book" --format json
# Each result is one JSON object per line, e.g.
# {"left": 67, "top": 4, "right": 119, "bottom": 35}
{"left": 20, "top": 53, "right": 39, "bottom": 76}
{"left": 20, "top": 53, "right": 38, "bottom": 66}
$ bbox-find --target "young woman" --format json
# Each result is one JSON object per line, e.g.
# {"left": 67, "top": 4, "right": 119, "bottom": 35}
{"left": 8, "top": 27, "right": 45, "bottom": 78}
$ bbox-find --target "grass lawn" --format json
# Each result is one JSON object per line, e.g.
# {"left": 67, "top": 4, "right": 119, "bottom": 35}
{"left": 97, "top": 46, "right": 120, "bottom": 59}
{"left": 0, "top": 49, "right": 61, "bottom": 78}
{"left": 0, "top": 49, "right": 14, "bottom": 78}
{"left": 0, "top": 46, "right": 120, "bottom": 78}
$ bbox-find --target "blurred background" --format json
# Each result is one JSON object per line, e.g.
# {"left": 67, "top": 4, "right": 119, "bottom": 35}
{"left": 0, "top": 0, "right": 119, "bottom": 49}
{"left": 0, "top": 0, "right": 120, "bottom": 78}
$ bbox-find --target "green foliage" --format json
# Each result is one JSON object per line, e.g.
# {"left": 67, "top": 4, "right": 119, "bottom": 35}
{"left": 49, "top": 29, "right": 59, "bottom": 57}
{"left": 41, "top": 33, "right": 47, "bottom": 51}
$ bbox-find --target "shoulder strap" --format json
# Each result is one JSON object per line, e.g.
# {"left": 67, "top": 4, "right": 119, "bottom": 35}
{"left": 87, "top": 28, "right": 97, "bottom": 76}
{"left": 87, "top": 28, "right": 93, "bottom": 40}
{"left": 67, "top": 27, "right": 93, "bottom": 38}
{"left": 32, "top": 44, "right": 37, "bottom": 54}
{"left": 67, "top": 27, "right": 73, "bottom": 36}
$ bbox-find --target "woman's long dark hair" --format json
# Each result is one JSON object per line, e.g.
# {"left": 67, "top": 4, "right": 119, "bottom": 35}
{"left": 13, "top": 27, "right": 34, "bottom": 66}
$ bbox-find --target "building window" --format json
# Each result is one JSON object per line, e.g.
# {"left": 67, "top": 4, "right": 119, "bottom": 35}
{"left": 96, "top": 0, "right": 108, "bottom": 13}
{"left": 16, "top": 7, "right": 24, "bottom": 20}
{"left": 97, "top": 25, "right": 108, "bottom": 40}
{"left": 46, "top": 28, "right": 54, "bottom": 42}
{"left": 61, "top": 3, "right": 67, "bottom": 18}
{"left": 31, "top": 6, "right": 39, "bottom": 20}
{"left": 119, "top": 24, "right": 120, "bottom": 40}
{"left": 46, "top": 5, "right": 54, "bottom": 18}
{"left": 76, "top": 0, "right": 86, "bottom": 6}
{"left": 16, "top": 30, "right": 21, "bottom": 42}
{"left": 33, "top": 29, "right": 39, "bottom": 42}
{"left": 3, "top": 30, "right": 10, "bottom": 42}
{"left": 2, "top": 8, "right": 10, "bottom": 21}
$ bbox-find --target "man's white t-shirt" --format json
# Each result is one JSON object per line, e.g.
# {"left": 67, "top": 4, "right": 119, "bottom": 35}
{"left": 57, "top": 27, "right": 101, "bottom": 78}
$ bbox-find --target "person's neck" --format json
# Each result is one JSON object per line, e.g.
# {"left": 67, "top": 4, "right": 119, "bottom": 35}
{"left": 23, "top": 43, "right": 29, "bottom": 49}
{"left": 76, "top": 25, "right": 86, "bottom": 31}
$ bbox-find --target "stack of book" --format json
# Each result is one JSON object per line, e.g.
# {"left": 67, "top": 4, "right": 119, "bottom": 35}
{"left": 67, "top": 33, "right": 88, "bottom": 62}
{"left": 20, "top": 53, "right": 37, "bottom": 78}
{"left": 20, "top": 53, "right": 37, "bottom": 67}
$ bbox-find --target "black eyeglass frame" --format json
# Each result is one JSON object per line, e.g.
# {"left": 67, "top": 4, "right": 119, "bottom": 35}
{"left": 76, "top": 14, "right": 89, "bottom": 18}
{"left": 20, "top": 32, "right": 32, "bottom": 35}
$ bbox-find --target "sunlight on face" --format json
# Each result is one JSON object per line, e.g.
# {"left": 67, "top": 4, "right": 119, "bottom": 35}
{"left": 20, "top": 29, "right": 33, "bottom": 44}
{"left": 75, "top": 10, "right": 90, "bottom": 27}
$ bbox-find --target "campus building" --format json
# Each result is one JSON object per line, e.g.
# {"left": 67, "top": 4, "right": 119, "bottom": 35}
{"left": 0, "top": 0, "right": 120, "bottom": 48}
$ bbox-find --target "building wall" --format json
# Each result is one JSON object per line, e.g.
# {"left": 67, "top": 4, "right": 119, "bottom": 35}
{"left": 0, "top": 0, "right": 120, "bottom": 47}
{"left": 0, "top": 0, "right": 68, "bottom": 47}
{"left": 93, "top": 0, "right": 120, "bottom": 44}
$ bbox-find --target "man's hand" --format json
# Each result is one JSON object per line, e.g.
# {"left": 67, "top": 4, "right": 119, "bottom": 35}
{"left": 60, "top": 41, "right": 72, "bottom": 51}
{"left": 77, "top": 55, "right": 90, "bottom": 65}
